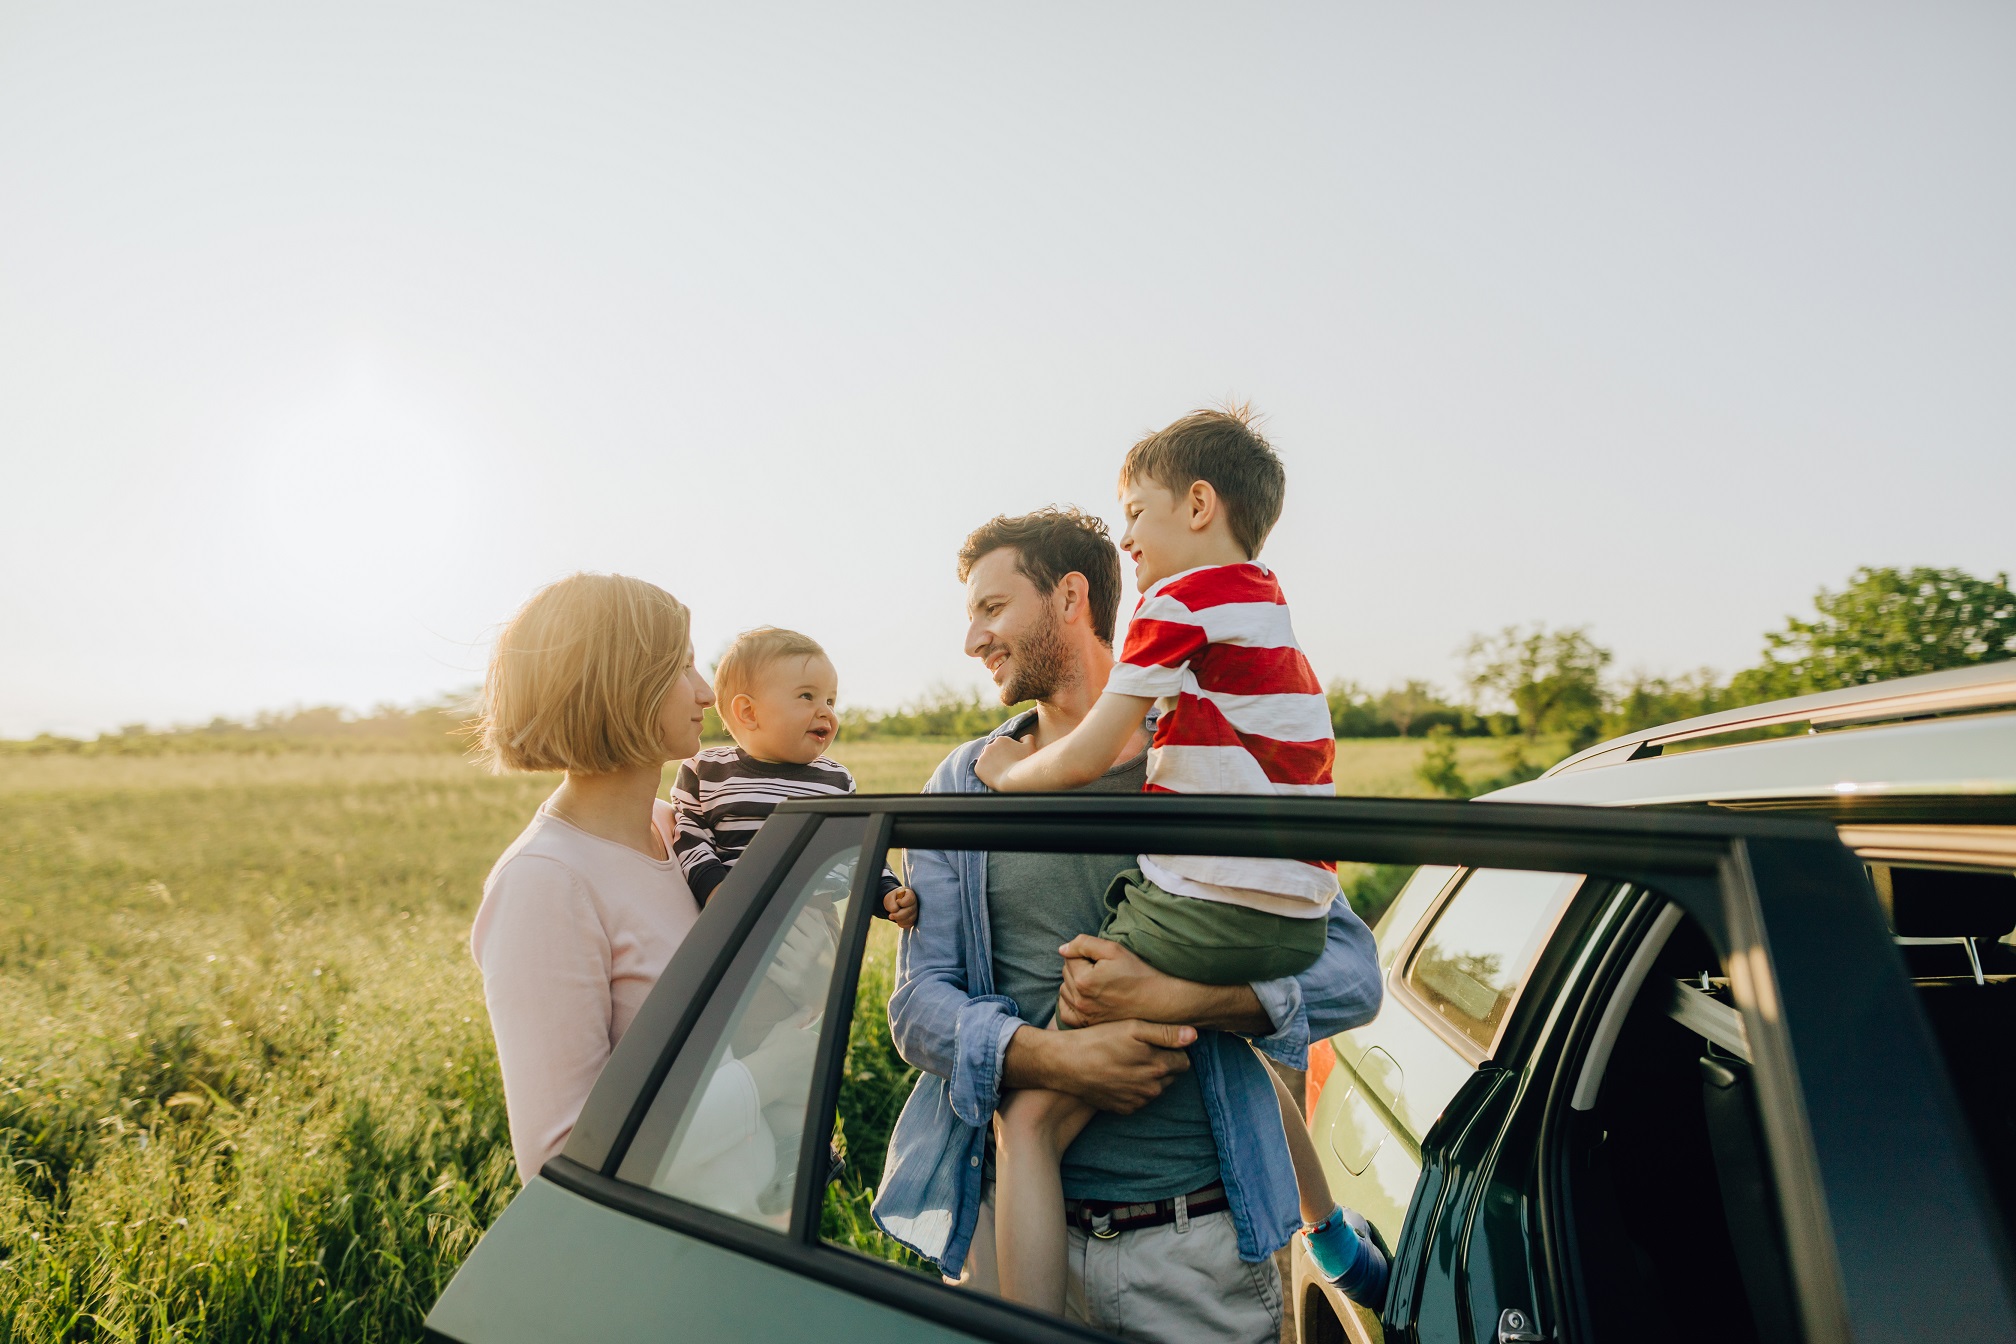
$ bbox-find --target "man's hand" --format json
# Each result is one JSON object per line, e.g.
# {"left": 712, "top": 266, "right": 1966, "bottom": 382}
{"left": 1002, "top": 1019, "right": 1197, "bottom": 1115}
{"left": 973, "top": 733, "right": 1035, "bottom": 791}
{"left": 882, "top": 884, "right": 918, "bottom": 929}
{"left": 1056, "top": 935, "right": 1196, "bottom": 1027}
{"left": 1056, "top": 934, "right": 1278, "bottom": 1035}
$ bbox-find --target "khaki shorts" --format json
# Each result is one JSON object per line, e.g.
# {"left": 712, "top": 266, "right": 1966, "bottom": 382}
{"left": 953, "top": 1186, "right": 1282, "bottom": 1344}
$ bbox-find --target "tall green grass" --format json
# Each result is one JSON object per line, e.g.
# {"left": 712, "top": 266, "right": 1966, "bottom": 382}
{"left": 0, "top": 746, "right": 953, "bottom": 1339}
{"left": 0, "top": 755, "right": 546, "bottom": 1341}
{"left": 1, "top": 736, "right": 1456, "bottom": 1336}
{"left": 821, "top": 922, "right": 929, "bottom": 1274}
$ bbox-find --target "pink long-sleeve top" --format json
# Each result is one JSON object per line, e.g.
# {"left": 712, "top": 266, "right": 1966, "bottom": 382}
{"left": 471, "top": 798, "right": 702, "bottom": 1182}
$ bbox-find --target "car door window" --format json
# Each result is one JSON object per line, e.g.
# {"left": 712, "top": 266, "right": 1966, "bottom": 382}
{"left": 617, "top": 834, "right": 861, "bottom": 1229}
{"left": 1401, "top": 868, "right": 1583, "bottom": 1055}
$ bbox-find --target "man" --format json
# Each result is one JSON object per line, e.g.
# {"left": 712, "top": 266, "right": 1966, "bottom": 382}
{"left": 873, "top": 506, "right": 1383, "bottom": 1342}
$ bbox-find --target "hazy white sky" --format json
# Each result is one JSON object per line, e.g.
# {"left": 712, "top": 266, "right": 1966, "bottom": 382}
{"left": 4, "top": 2, "right": 2012, "bottom": 738}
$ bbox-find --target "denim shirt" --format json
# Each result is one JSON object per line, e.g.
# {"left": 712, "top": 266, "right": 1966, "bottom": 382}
{"left": 870, "top": 711, "right": 1384, "bottom": 1276}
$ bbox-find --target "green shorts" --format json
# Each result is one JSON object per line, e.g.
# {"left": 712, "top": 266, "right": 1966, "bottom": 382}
{"left": 1098, "top": 867, "right": 1329, "bottom": 985}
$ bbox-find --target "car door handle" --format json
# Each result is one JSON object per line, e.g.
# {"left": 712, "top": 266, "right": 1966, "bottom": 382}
{"left": 1497, "top": 1307, "right": 1546, "bottom": 1343}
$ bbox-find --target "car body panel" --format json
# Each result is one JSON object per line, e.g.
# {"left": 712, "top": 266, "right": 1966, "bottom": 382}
{"left": 426, "top": 1178, "right": 984, "bottom": 1344}
{"left": 1327, "top": 1003, "right": 1469, "bottom": 1153}
{"left": 1311, "top": 866, "right": 1470, "bottom": 1213}
{"left": 1309, "top": 1049, "right": 1421, "bottom": 1238}
{"left": 1487, "top": 710, "right": 2016, "bottom": 809}
{"left": 1544, "top": 662, "right": 2016, "bottom": 778}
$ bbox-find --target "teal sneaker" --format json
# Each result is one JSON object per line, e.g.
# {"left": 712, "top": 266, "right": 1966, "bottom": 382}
{"left": 1302, "top": 1205, "right": 1388, "bottom": 1313}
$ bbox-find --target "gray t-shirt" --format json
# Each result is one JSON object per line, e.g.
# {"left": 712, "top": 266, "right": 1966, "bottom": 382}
{"left": 984, "top": 742, "right": 1221, "bottom": 1203}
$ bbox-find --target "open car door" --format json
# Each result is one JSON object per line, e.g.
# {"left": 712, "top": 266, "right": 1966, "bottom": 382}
{"left": 426, "top": 795, "right": 2016, "bottom": 1344}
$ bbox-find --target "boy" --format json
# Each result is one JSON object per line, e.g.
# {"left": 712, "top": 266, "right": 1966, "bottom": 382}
{"left": 975, "top": 407, "right": 1386, "bottom": 1313}
{"left": 673, "top": 626, "right": 916, "bottom": 927}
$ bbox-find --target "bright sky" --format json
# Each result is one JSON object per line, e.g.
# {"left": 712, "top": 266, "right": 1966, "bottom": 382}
{"left": 4, "top": 3, "right": 2012, "bottom": 738}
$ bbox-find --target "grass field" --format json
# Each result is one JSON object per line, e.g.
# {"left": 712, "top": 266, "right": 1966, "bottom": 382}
{"left": 0, "top": 734, "right": 1529, "bottom": 1340}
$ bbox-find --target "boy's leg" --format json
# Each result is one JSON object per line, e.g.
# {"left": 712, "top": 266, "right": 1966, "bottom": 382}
{"left": 953, "top": 1186, "right": 1000, "bottom": 1291}
{"left": 1265, "top": 1058, "right": 1389, "bottom": 1308}
{"left": 1264, "top": 1061, "right": 1336, "bottom": 1225}
{"left": 992, "top": 1085, "right": 1097, "bottom": 1312}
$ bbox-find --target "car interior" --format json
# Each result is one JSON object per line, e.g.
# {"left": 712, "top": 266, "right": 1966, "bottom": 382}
{"left": 1881, "top": 865, "right": 2016, "bottom": 1248}
{"left": 1554, "top": 863, "right": 2016, "bottom": 1344}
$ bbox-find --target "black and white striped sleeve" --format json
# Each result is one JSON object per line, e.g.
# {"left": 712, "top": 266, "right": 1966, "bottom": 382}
{"left": 670, "top": 757, "right": 734, "bottom": 906}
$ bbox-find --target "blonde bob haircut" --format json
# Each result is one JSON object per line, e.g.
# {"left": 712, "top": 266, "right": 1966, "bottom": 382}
{"left": 713, "top": 626, "right": 829, "bottom": 708}
{"left": 476, "top": 572, "right": 693, "bottom": 774}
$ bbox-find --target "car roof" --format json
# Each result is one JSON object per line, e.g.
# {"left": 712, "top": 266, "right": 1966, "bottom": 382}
{"left": 1483, "top": 662, "right": 2016, "bottom": 813}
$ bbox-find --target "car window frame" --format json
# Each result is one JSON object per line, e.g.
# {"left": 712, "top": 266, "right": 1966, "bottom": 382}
{"left": 562, "top": 809, "right": 834, "bottom": 1173}
{"left": 607, "top": 813, "right": 881, "bottom": 1209}
{"left": 523, "top": 793, "right": 2016, "bottom": 1344}
{"left": 545, "top": 808, "right": 1122, "bottom": 1344}
{"left": 1388, "top": 866, "right": 1585, "bottom": 1066}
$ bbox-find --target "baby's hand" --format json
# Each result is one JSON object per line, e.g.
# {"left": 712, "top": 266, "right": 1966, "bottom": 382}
{"left": 883, "top": 885, "right": 918, "bottom": 930}
{"left": 974, "top": 734, "right": 1035, "bottom": 791}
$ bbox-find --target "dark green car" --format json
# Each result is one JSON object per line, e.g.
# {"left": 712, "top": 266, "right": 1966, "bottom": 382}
{"left": 428, "top": 668, "right": 2016, "bottom": 1344}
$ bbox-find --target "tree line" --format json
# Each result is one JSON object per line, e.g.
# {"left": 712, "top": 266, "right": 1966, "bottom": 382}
{"left": 1403, "top": 565, "right": 2014, "bottom": 797}
{"left": 10, "top": 565, "right": 2009, "bottom": 758}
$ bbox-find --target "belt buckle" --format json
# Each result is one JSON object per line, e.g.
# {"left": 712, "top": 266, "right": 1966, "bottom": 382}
{"left": 1090, "top": 1210, "right": 1118, "bottom": 1239}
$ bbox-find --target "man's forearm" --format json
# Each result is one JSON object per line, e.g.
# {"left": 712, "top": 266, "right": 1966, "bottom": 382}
{"left": 1000, "top": 1024, "right": 1059, "bottom": 1092}
{"left": 1177, "top": 982, "right": 1275, "bottom": 1035}
{"left": 1004, "top": 994, "right": 1264, "bottom": 1087}
{"left": 998, "top": 1019, "right": 1198, "bottom": 1115}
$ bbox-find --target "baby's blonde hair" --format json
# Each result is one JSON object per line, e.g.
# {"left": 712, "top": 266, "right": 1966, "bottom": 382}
{"left": 713, "top": 627, "right": 829, "bottom": 709}
{"left": 476, "top": 572, "right": 692, "bottom": 774}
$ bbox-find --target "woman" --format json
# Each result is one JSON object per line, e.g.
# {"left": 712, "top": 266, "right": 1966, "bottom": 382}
{"left": 469, "top": 571, "right": 718, "bottom": 1182}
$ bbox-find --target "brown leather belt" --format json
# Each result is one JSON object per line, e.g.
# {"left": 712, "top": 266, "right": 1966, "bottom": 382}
{"left": 1063, "top": 1183, "right": 1229, "bottom": 1239}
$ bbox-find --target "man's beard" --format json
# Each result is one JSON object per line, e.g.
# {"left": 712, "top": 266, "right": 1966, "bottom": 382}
{"left": 998, "top": 607, "right": 1076, "bottom": 705}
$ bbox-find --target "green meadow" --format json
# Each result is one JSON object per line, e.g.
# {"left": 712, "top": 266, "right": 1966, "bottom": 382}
{"left": 0, "top": 736, "right": 1510, "bottom": 1340}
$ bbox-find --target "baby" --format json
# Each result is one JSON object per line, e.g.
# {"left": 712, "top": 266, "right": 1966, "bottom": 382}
{"left": 975, "top": 407, "right": 1387, "bottom": 1312}
{"left": 672, "top": 626, "right": 916, "bottom": 927}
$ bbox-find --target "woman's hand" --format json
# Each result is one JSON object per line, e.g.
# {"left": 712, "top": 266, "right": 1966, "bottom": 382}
{"left": 974, "top": 733, "right": 1035, "bottom": 791}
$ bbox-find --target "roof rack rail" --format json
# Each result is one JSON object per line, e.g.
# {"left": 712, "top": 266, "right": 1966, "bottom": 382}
{"left": 1547, "top": 661, "right": 2016, "bottom": 778}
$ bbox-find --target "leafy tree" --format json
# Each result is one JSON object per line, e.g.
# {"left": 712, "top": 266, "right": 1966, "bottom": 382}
{"left": 1328, "top": 679, "right": 1473, "bottom": 738}
{"left": 836, "top": 684, "right": 1027, "bottom": 741}
{"left": 1325, "top": 679, "right": 1383, "bottom": 738}
{"left": 1731, "top": 566, "right": 2016, "bottom": 702}
{"left": 1416, "top": 725, "right": 1470, "bottom": 797}
{"left": 1603, "top": 668, "right": 1728, "bottom": 737}
{"left": 1378, "top": 679, "right": 1443, "bottom": 737}
{"left": 1463, "top": 624, "right": 1613, "bottom": 748}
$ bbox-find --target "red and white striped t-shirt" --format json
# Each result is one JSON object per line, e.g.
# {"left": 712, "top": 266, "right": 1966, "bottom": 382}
{"left": 1105, "top": 562, "right": 1338, "bottom": 918}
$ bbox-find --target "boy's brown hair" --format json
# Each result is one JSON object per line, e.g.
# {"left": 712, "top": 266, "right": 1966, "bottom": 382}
{"left": 476, "top": 572, "right": 692, "bottom": 774}
{"left": 1120, "top": 404, "right": 1285, "bottom": 558}
{"left": 957, "top": 506, "right": 1122, "bottom": 646}
{"left": 713, "top": 627, "right": 829, "bottom": 708}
